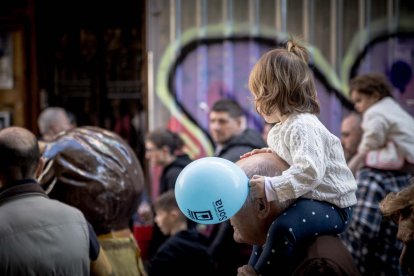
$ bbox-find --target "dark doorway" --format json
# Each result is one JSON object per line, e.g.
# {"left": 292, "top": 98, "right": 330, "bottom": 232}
{"left": 35, "top": 0, "right": 147, "bottom": 163}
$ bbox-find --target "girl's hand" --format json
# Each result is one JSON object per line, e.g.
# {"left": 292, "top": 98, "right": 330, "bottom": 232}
{"left": 240, "top": 147, "right": 273, "bottom": 159}
{"left": 249, "top": 175, "right": 265, "bottom": 199}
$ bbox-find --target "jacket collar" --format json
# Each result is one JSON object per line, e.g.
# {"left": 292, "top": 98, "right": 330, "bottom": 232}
{"left": 0, "top": 179, "right": 47, "bottom": 204}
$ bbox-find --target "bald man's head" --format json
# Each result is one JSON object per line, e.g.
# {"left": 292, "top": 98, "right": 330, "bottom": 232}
{"left": 0, "top": 127, "right": 40, "bottom": 180}
{"left": 236, "top": 152, "right": 289, "bottom": 179}
{"left": 236, "top": 152, "right": 292, "bottom": 208}
{"left": 231, "top": 153, "right": 293, "bottom": 245}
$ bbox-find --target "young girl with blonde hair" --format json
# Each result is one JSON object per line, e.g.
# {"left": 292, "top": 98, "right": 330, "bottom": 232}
{"left": 241, "top": 39, "right": 357, "bottom": 275}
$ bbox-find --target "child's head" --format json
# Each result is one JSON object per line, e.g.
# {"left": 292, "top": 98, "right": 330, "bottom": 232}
{"left": 145, "top": 128, "right": 184, "bottom": 166}
{"left": 154, "top": 190, "right": 187, "bottom": 235}
{"left": 349, "top": 73, "right": 393, "bottom": 113}
{"left": 248, "top": 39, "right": 320, "bottom": 120}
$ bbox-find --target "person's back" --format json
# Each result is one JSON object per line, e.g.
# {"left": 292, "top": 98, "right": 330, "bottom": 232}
{"left": 147, "top": 191, "right": 214, "bottom": 275}
{"left": 0, "top": 127, "right": 90, "bottom": 276}
{"left": 0, "top": 192, "right": 90, "bottom": 275}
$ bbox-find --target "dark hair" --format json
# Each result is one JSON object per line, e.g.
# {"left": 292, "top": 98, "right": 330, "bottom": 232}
{"left": 146, "top": 128, "right": 184, "bottom": 154}
{"left": 349, "top": 73, "right": 393, "bottom": 99}
{"left": 210, "top": 99, "right": 245, "bottom": 119}
{"left": 154, "top": 190, "right": 179, "bottom": 212}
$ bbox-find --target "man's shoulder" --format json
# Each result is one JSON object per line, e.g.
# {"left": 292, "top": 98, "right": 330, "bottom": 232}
{"left": 218, "top": 128, "right": 266, "bottom": 161}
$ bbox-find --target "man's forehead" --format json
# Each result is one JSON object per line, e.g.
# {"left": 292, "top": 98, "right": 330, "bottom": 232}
{"left": 209, "top": 111, "right": 235, "bottom": 121}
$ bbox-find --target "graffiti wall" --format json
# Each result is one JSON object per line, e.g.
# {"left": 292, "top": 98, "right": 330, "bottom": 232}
{"left": 146, "top": 0, "right": 414, "bottom": 198}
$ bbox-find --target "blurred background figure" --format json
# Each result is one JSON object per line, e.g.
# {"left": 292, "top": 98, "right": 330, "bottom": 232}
{"left": 146, "top": 190, "right": 215, "bottom": 275}
{"left": 145, "top": 128, "right": 192, "bottom": 195}
{"left": 348, "top": 73, "right": 414, "bottom": 175}
{"left": 340, "top": 112, "right": 362, "bottom": 163}
{"left": 137, "top": 128, "right": 193, "bottom": 263}
{"left": 380, "top": 179, "right": 414, "bottom": 275}
{"left": 341, "top": 73, "right": 413, "bottom": 276}
{"left": 37, "top": 107, "right": 72, "bottom": 142}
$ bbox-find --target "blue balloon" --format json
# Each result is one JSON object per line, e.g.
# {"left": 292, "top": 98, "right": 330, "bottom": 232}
{"left": 175, "top": 157, "right": 249, "bottom": 224}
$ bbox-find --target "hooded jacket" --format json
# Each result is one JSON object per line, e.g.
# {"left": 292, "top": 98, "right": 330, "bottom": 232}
{"left": 215, "top": 128, "right": 267, "bottom": 162}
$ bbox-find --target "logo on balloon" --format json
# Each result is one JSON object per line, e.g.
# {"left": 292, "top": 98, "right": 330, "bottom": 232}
{"left": 187, "top": 209, "right": 213, "bottom": 221}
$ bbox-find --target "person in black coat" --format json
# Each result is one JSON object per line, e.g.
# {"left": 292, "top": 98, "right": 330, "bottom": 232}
{"left": 138, "top": 128, "right": 193, "bottom": 261}
{"left": 145, "top": 128, "right": 192, "bottom": 194}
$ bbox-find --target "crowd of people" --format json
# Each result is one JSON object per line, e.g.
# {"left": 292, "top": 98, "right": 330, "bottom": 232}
{"left": 1, "top": 38, "right": 413, "bottom": 276}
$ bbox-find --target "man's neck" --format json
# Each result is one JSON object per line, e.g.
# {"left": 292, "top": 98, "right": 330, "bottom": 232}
{"left": 163, "top": 155, "right": 177, "bottom": 167}
{"left": 170, "top": 221, "right": 187, "bottom": 235}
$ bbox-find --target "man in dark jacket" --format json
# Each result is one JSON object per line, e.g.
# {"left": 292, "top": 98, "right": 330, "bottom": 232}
{"left": 208, "top": 99, "right": 266, "bottom": 275}
{"left": 0, "top": 127, "right": 112, "bottom": 276}
{"left": 209, "top": 99, "right": 266, "bottom": 162}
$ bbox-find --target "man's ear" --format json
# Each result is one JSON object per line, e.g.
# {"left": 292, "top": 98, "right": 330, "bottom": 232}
{"left": 35, "top": 157, "right": 45, "bottom": 179}
{"left": 255, "top": 197, "right": 270, "bottom": 219}
{"left": 169, "top": 209, "right": 181, "bottom": 220}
